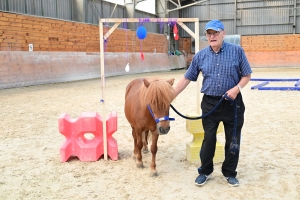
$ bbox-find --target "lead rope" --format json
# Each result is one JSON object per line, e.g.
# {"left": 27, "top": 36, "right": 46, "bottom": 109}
{"left": 230, "top": 100, "right": 239, "bottom": 154}
{"left": 170, "top": 93, "right": 239, "bottom": 154}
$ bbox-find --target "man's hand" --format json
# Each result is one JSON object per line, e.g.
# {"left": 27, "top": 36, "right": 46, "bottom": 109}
{"left": 225, "top": 74, "right": 251, "bottom": 100}
{"left": 225, "top": 86, "right": 240, "bottom": 100}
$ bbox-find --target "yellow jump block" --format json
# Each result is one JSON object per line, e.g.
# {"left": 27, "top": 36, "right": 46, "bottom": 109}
{"left": 186, "top": 141, "right": 224, "bottom": 163}
{"left": 185, "top": 113, "right": 224, "bottom": 163}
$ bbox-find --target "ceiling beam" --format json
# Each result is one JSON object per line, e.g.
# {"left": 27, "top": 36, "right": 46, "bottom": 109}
{"left": 167, "top": 0, "right": 207, "bottom": 13}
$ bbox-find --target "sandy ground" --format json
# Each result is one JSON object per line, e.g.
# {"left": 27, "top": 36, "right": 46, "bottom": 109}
{"left": 1, "top": 68, "right": 300, "bottom": 200}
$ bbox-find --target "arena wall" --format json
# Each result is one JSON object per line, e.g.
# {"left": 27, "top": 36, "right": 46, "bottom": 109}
{"left": 241, "top": 35, "right": 300, "bottom": 68}
{"left": 0, "top": 11, "right": 179, "bottom": 89}
{"left": 1, "top": 11, "right": 299, "bottom": 89}
{"left": 178, "top": 34, "right": 300, "bottom": 68}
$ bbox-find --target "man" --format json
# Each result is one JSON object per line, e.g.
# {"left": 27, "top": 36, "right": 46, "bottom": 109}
{"left": 173, "top": 19, "right": 252, "bottom": 187}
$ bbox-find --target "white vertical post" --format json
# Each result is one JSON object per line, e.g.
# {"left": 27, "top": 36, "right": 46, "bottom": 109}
{"left": 194, "top": 20, "right": 200, "bottom": 114}
{"left": 99, "top": 21, "right": 108, "bottom": 160}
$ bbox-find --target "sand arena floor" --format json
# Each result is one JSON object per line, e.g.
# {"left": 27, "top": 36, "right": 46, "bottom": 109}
{"left": 0, "top": 68, "right": 300, "bottom": 199}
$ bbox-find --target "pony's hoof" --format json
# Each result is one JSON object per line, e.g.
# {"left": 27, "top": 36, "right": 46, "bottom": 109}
{"left": 136, "top": 162, "right": 144, "bottom": 168}
{"left": 150, "top": 170, "right": 158, "bottom": 177}
{"left": 142, "top": 147, "right": 149, "bottom": 153}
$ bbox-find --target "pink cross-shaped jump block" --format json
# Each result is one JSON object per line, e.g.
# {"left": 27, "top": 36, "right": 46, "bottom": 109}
{"left": 58, "top": 112, "right": 118, "bottom": 162}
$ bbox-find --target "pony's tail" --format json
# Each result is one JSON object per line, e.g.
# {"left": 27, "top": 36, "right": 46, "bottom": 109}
{"left": 147, "top": 130, "right": 152, "bottom": 145}
{"left": 142, "top": 130, "right": 152, "bottom": 144}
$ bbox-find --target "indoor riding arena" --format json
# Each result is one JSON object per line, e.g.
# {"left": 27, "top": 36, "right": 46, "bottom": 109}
{"left": 1, "top": 1, "right": 300, "bottom": 199}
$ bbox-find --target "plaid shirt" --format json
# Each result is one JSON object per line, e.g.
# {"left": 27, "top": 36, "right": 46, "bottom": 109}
{"left": 185, "top": 41, "right": 252, "bottom": 96}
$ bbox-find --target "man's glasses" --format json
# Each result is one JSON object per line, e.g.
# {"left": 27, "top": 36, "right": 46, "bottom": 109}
{"left": 205, "top": 31, "right": 222, "bottom": 37}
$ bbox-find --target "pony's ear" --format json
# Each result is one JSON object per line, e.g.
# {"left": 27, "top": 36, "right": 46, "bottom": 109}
{"left": 167, "top": 78, "right": 175, "bottom": 86}
{"left": 143, "top": 79, "right": 151, "bottom": 87}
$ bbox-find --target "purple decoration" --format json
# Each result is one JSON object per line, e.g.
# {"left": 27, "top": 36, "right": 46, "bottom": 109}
{"left": 123, "top": 19, "right": 128, "bottom": 60}
{"left": 156, "top": 18, "right": 165, "bottom": 34}
{"left": 103, "top": 21, "right": 110, "bottom": 52}
{"left": 139, "top": 18, "right": 150, "bottom": 25}
{"left": 167, "top": 18, "right": 177, "bottom": 27}
{"left": 122, "top": 19, "right": 128, "bottom": 29}
{"left": 104, "top": 39, "right": 108, "bottom": 51}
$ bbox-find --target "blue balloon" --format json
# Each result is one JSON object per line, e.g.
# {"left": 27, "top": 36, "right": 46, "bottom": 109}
{"left": 136, "top": 26, "right": 147, "bottom": 40}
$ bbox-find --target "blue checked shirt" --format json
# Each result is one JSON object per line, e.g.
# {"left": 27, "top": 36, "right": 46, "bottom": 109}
{"left": 185, "top": 42, "right": 252, "bottom": 96}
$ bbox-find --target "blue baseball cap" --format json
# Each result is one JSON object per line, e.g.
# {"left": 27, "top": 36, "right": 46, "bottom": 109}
{"left": 205, "top": 20, "right": 224, "bottom": 32}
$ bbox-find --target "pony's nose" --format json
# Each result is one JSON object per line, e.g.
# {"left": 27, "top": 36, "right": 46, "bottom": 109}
{"left": 159, "top": 126, "right": 170, "bottom": 135}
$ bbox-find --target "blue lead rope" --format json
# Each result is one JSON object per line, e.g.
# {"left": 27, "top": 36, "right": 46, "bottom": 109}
{"left": 229, "top": 99, "right": 239, "bottom": 154}
{"left": 170, "top": 93, "right": 239, "bottom": 154}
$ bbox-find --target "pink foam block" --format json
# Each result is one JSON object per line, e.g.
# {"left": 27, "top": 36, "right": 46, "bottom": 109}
{"left": 58, "top": 112, "right": 118, "bottom": 162}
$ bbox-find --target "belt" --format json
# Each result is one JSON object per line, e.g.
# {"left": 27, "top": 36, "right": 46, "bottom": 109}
{"left": 204, "top": 94, "right": 223, "bottom": 99}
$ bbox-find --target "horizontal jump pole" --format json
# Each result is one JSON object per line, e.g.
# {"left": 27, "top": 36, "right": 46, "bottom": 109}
{"left": 258, "top": 87, "right": 300, "bottom": 91}
{"left": 99, "top": 18, "right": 199, "bottom": 23}
{"left": 251, "top": 81, "right": 269, "bottom": 89}
{"left": 251, "top": 78, "right": 300, "bottom": 81}
{"left": 295, "top": 80, "right": 300, "bottom": 87}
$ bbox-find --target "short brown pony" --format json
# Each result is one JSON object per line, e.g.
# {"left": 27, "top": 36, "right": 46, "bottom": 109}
{"left": 124, "top": 78, "right": 175, "bottom": 176}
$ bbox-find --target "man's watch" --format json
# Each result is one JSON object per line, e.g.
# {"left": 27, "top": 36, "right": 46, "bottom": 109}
{"left": 237, "top": 84, "right": 242, "bottom": 92}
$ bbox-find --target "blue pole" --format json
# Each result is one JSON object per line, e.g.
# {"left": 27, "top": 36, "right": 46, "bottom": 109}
{"left": 258, "top": 87, "right": 300, "bottom": 91}
{"left": 251, "top": 78, "right": 300, "bottom": 81}
{"left": 251, "top": 81, "right": 269, "bottom": 89}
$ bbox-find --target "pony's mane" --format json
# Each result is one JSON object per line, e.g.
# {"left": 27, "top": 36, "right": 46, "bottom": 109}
{"left": 140, "top": 78, "right": 174, "bottom": 111}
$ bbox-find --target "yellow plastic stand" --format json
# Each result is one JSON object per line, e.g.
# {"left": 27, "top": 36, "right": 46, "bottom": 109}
{"left": 186, "top": 113, "right": 224, "bottom": 163}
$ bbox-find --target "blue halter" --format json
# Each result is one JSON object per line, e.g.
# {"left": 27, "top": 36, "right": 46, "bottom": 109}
{"left": 147, "top": 105, "right": 175, "bottom": 123}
